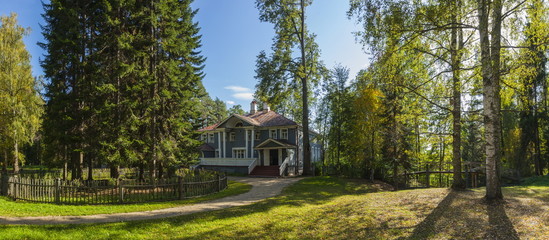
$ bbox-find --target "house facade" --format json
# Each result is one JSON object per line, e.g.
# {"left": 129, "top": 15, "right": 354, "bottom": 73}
{"left": 197, "top": 101, "right": 322, "bottom": 176}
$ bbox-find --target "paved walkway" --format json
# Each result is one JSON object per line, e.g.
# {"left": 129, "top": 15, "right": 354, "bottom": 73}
{"left": 0, "top": 177, "right": 301, "bottom": 225}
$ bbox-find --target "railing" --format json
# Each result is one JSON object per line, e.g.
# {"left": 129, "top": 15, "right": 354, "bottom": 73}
{"left": 248, "top": 159, "right": 258, "bottom": 174}
{"left": 0, "top": 172, "right": 228, "bottom": 205}
{"left": 279, "top": 157, "right": 290, "bottom": 176}
{"left": 199, "top": 158, "right": 256, "bottom": 166}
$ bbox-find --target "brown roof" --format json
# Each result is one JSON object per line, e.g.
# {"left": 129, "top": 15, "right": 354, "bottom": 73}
{"left": 239, "top": 111, "right": 297, "bottom": 127}
{"left": 198, "top": 110, "right": 297, "bottom": 131}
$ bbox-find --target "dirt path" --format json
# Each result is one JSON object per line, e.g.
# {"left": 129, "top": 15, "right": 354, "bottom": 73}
{"left": 0, "top": 177, "right": 301, "bottom": 225}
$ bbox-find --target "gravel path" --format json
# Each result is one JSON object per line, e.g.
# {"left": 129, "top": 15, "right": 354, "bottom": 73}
{"left": 0, "top": 177, "right": 301, "bottom": 225}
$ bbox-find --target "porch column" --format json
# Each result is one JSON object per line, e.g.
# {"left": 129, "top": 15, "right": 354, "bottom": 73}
{"left": 251, "top": 129, "right": 255, "bottom": 158}
{"left": 222, "top": 131, "right": 226, "bottom": 158}
{"left": 245, "top": 129, "right": 249, "bottom": 158}
{"left": 217, "top": 131, "right": 221, "bottom": 158}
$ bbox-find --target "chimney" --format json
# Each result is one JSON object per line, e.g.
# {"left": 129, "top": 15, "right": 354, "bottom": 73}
{"left": 250, "top": 100, "right": 257, "bottom": 114}
{"left": 263, "top": 102, "right": 270, "bottom": 112}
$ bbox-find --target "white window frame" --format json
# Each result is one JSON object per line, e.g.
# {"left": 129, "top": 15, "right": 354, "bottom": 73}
{"left": 281, "top": 129, "right": 288, "bottom": 140}
{"left": 229, "top": 132, "right": 236, "bottom": 142}
{"left": 255, "top": 131, "right": 260, "bottom": 140}
{"left": 270, "top": 129, "right": 277, "bottom": 139}
{"left": 233, "top": 148, "right": 245, "bottom": 158}
{"left": 208, "top": 133, "right": 214, "bottom": 143}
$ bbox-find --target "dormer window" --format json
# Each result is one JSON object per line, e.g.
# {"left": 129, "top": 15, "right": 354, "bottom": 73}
{"left": 235, "top": 122, "right": 243, "bottom": 127}
{"left": 230, "top": 132, "right": 236, "bottom": 141}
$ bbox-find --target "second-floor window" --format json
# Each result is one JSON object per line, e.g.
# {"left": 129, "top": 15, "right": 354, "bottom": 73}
{"left": 208, "top": 133, "right": 214, "bottom": 143}
{"left": 255, "top": 131, "right": 260, "bottom": 140}
{"left": 270, "top": 129, "right": 277, "bottom": 139}
{"left": 229, "top": 132, "right": 236, "bottom": 141}
{"left": 281, "top": 129, "right": 288, "bottom": 139}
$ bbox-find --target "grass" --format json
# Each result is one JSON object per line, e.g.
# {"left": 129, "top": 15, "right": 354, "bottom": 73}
{"left": 0, "top": 181, "right": 251, "bottom": 217}
{"left": 0, "top": 176, "right": 547, "bottom": 239}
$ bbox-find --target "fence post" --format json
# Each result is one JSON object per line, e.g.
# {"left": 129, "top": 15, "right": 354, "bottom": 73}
{"left": 118, "top": 178, "right": 123, "bottom": 203}
{"left": 12, "top": 176, "right": 19, "bottom": 200}
{"left": 0, "top": 173, "right": 8, "bottom": 196}
{"left": 54, "top": 178, "right": 60, "bottom": 204}
{"left": 217, "top": 173, "right": 221, "bottom": 192}
{"left": 178, "top": 176, "right": 184, "bottom": 200}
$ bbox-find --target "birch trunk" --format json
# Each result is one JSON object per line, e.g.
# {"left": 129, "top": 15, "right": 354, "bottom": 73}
{"left": 478, "top": 0, "right": 503, "bottom": 200}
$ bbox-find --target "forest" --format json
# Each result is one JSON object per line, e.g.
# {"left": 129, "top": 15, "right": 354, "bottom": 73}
{"left": 0, "top": 0, "right": 548, "bottom": 203}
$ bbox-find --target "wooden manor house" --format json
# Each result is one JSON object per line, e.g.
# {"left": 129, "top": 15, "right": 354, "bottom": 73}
{"left": 197, "top": 101, "right": 322, "bottom": 177}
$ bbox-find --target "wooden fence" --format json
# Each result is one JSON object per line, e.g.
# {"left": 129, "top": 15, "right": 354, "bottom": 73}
{"left": 0, "top": 172, "right": 227, "bottom": 205}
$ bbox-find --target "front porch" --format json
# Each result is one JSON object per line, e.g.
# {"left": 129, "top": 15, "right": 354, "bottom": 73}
{"left": 198, "top": 158, "right": 258, "bottom": 175}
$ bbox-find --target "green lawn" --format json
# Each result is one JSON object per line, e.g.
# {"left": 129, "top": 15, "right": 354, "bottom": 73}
{"left": 0, "top": 176, "right": 547, "bottom": 239}
{"left": 0, "top": 181, "right": 251, "bottom": 217}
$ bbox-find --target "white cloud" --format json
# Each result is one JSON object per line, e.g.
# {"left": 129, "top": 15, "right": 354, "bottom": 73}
{"left": 233, "top": 92, "right": 254, "bottom": 100}
{"left": 224, "top": 85, "right": 252, "bottom": 92}
{"left": 226, "top": 100, "right": 235, "bottom": 105}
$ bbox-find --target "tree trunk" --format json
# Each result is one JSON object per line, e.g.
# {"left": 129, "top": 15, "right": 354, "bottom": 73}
{"left": 478, "top": 0, "right": 503, "bottom": 200}
{"left": 87, "top": 155, "right": 93, "bottom": 181}
{"left": 2, "top": 150, "right": 7, "bottom": 173}
{"left": 13, "top": 137, "right": 19, "bottom": 174}
{"left": 299, "top": 0, "right": 312, "bottom": 175}
{"left": 451, "top": 0, "right": 465, "bottom": 189}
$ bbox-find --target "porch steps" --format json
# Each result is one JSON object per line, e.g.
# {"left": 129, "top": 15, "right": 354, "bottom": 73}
{"left": 249, "top": 166, "right": 279, "bottom": 177}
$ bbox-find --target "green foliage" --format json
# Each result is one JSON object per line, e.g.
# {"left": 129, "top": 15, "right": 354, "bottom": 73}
{"left": 41, "top": 0, "right": 205, "bottom": 179}
{"left": 228, "top": 104, "right": 246, "bottom": 115}
{"left": 520, "top": 175, "right": 549, "bottom": 186}
{"left": 0, "top": 13, "right": 44, "bottom": 173}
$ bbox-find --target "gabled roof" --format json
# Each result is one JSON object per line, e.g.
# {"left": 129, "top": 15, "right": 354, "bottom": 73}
{"left": 198, "top": 110, "right": 298, "bottom": 131}
{"left": 254, "top": 139, "right": 297, "bottom": 149}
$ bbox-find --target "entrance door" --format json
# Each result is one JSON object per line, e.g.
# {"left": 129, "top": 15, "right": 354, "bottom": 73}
{"left": 269, "top": 149, "right": 279, "bottom": 166}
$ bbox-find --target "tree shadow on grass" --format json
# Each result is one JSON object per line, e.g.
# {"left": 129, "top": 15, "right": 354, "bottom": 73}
{"left": 406, "top": 190, "right": 520, "bottom": 240}
{"left": 483, "top": 200, "right": 520, "bottom": 240}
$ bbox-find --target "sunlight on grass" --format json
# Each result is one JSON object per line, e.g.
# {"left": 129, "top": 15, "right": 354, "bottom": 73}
{"left": 0, "top": 181, "right": 251, "bottom": 217}
{"left": 0, "top": 176, "right": 547, "bottom": 240}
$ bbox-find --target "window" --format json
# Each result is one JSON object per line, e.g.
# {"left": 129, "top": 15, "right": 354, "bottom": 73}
{"left": 281, "top": 129, "right": 288, "bottom": 139}
{"left": 255, "top": 131, "right": 260, "bottom": 140}
{"left": 230, "top": 132, "right": 236, "bottom": 141}
{"left": 233, "top": 149, "right": 245, "bottom": 158}
{"left": 215, "top": 149, "right": 220, "bottom": 158}
{"left": 201, "top": 134, "right": 206, "bottom": 141}
{"left": 235, "top": 122, "right": 243, "bottom": 127}
{"left": 270, "top": 129, "right": 277, "bottom": 139}
{"left": 247, "top": 131, "right": 252, "bottom": 140}
{"left": 208, "top": 133, "right": 214, "bottom": 143}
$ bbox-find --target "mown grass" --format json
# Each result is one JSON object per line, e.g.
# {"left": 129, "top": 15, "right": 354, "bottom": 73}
{"left": 0, "top": 176, "right": 547, "bottom": 239}
{"left": 0, "top": 181, "right": 251, "bottom": 217}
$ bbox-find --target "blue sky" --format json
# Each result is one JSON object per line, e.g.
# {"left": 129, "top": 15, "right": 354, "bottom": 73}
{"left": 1, "top": 0, "right": 370, "bottom": 110}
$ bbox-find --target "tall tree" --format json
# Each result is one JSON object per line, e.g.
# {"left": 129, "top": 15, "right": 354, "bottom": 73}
{"left": 0, "top": 13, "right": 43, "bottom": 174}
{"left": 42, "top": 0, "right": 205, "bottom": 179}
{"left": 477, "top": 0, "right": 503, "bottom": 200}
{"left": 255, "top": 0, "right": 325, "bottom": 175}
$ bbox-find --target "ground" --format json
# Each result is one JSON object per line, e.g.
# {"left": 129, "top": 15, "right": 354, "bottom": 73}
{"left": 0, "top": 176, "right": 547, "bottom": 239}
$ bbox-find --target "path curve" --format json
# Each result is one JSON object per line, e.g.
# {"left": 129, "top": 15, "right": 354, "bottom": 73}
{"left": 0, "top": 177, "right": 301, "bottom": 225}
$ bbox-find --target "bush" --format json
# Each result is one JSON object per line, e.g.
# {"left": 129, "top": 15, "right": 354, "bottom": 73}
{"left": 520, "top": 175, "right": 549, "bottom": 187}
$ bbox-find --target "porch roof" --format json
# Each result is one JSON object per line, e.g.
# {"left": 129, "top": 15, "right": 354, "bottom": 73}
{"left": 254, "top": 139, "right": 296, "bottom": 149}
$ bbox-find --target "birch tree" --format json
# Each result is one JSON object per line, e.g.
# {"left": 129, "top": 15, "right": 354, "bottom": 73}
{"left": 0, "top": 14, "right": 43, "bottom": 174}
